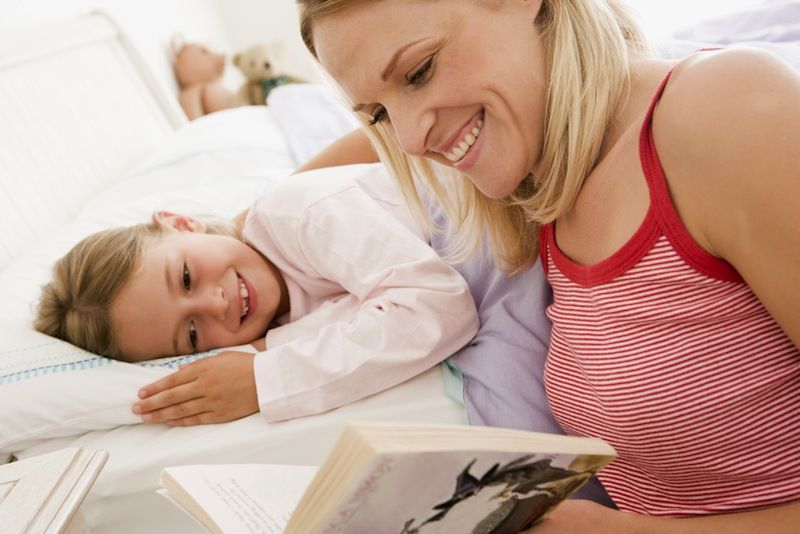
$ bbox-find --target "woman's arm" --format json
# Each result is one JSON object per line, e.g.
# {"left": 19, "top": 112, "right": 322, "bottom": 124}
{"left": 528, "top": 499, "right": 800, "bottom": 533}
{"left": 233, "top": 129, "right": 377, "bottom": 233}
{"left": 294, "top": 128, "right": 377, "bottom": 173}
{"left": 656, "top": 48, "right": 800, "bottom": 347}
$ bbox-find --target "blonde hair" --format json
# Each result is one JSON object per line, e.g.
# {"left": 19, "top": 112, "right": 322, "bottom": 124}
{"left": 299, "top": 0, "right": 647, "bottom": 272}
{"left": 34, "top": 215, "right": 239, "bottom": 360}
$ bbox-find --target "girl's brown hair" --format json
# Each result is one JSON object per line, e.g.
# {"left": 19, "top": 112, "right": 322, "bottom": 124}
{"left": 34, "top": 216, "right": 238, "bottom": 360}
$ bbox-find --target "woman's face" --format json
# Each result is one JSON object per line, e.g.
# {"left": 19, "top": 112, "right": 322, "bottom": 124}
{"left": 313, "top": 0, "right": 547, "bottom": 199}
{"left": 111, "top": 219, "right": 285, "bottom": 362}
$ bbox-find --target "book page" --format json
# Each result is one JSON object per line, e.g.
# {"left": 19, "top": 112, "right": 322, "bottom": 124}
{"left": 0, "top": 447, "right": 106, "bottom": 533}
{"left": 322, "top": 451, "right": 606, "bottom": 534}
{"left": 163, "top": 464, "right": 317, "bottom": 534}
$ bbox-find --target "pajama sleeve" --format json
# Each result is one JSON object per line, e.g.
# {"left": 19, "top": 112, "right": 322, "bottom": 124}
{"left": 243, "top": 173, "right": 479, "bottom": 422}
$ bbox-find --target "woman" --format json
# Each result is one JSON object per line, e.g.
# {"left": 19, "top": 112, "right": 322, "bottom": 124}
{"left": 296, "top": 0, "right": 800, "bottom": 530}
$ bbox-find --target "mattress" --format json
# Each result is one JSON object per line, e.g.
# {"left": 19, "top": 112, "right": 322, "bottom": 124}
{"left": 0, "top": 13, "right": 463, "bottom": 533}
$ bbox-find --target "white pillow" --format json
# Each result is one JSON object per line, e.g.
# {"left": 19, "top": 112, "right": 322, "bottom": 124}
{"left": 0, "top": 324, "right": 228, "bottom": 455}
{"left": 267, "top": 83, "right": 360, "bottom": 166}
{"left": 0, "top": 106, "right": 295, "bottom": 457}
{"left": 0, "top": 107, "right": 293, "bottom": 328}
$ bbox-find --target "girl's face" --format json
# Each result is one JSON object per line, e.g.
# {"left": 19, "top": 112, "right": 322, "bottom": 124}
{"left": 111, "top": 220, "right": 286, "bottom": 361}
{"left": 313, "top": 0, "right": 546, "bottom": 199}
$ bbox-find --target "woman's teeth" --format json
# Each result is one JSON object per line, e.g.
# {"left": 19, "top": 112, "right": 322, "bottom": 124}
{"left": 446, "top": 119, "right": 483, "bottom": 162}
{"left": 239, "top": 278, "right": 250, "bottom": 318}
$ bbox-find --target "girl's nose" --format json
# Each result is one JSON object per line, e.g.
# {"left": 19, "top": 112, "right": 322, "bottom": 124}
{"left": 198, "top": 286, "right": 228, "bottom": 322}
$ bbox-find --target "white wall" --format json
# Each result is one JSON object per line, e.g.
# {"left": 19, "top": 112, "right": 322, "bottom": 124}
{"left": 213, "top": 0, "right": 323, "bottom": 83}
{"left": 0, "top": 0, "right": 771, "bottom": 103}
{"left": 1, "top": 0, "right": 322, "bottom": 98}
{"left": 1, "top": 0, "right": 233, "bottom": 97}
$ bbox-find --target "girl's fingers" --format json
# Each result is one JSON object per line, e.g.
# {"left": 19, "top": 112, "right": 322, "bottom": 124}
{"left": 138, "top": 396, "right": 209, "bottom": 424}
{"left": 137, "top": 366, "right": 197, "bottom": 398}
{"left": 165, "top": 413, "right": 213, "bottom": 427}
{"left": 132, "top": 380, "right": 200, "bottom": 417}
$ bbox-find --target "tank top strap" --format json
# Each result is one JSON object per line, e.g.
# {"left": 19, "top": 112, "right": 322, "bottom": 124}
{"left": 638, "top": 66, "right": 743, "bottom": 282}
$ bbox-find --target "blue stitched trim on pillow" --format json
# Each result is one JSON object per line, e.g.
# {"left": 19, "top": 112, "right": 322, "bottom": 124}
{"left": 0, "top": 340, "right": 219, "bottom": 385}
{"left": 0, "top": 356, "right": 113, "bottom": 385}
{"left": 138, "top": 350, "right": 219, "bottom": 370}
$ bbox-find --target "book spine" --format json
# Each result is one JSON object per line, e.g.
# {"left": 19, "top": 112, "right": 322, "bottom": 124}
{"left": 320, "top": 455, "right": 395, "bottom": 534}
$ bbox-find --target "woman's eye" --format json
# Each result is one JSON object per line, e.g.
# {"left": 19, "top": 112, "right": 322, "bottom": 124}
{"left": 368, "top": 106, "right": 388, "bottom": 126}
{"left": 188, "top": 321, "right": 198, "bottom": 352}
{"left": 182, "top": 263, "right": 191, "bottom": 290}
{"left": 407, "top": 56, "right": 434, "bottom": 87}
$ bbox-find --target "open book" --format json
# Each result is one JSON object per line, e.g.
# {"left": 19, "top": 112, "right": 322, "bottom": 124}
{"left": 160, "top": 422, "right": 615, "bottom": 534}
{"left": 0, "top": 446, "right": 108, "bottom": 533}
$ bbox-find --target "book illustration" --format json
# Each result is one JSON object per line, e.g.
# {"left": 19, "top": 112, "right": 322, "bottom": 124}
{"left": 400, "top": 455, "right": 594, "bottom": 534}
{"left": 326, "top": 450, "right": 606, "bottom": 534}
{"left": 159, "top": 422, "right": 617, "bottom": 534}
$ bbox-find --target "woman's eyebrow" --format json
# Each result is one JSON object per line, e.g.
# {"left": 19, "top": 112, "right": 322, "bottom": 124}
{"left": 352, "top": 38, "right": 428, "bottom": 113}
{"left": 381, "top": 38, "right": 426, "bottom": 81}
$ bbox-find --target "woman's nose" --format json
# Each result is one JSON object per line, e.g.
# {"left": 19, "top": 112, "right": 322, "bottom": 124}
{"left": 388, "top": 102, "right": 434, "bottom": 157}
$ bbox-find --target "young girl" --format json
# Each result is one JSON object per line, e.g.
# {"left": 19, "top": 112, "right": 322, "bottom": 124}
{"left": 296, "top": 0, "right": 800, "bottom": 530}
{"left": 35, "top": 164, "right": 478, "bottom": 425}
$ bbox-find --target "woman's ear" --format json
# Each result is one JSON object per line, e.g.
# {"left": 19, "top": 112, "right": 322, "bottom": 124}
{"left": 152, "top": 211, "right": 207, "bottom": 233}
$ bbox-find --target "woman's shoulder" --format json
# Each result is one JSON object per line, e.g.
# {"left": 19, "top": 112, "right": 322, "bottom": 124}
{"left": 650, "top": 47, "right": 799, "bottom": 252}
{"left": 657, "top": 47, "right": 797, "bottom": 143}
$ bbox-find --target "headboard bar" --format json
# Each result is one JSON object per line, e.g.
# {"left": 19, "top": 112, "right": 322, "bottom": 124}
{"left": 0, "top": 12, "right": 186, "bottom": 271}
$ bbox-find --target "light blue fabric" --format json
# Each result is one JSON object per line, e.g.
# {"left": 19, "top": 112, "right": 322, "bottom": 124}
{"left": 441, "top": 358, "right": 469, "bottom": 422}
{"left": 428, "top": 205, "right": 614, "bottom": 507}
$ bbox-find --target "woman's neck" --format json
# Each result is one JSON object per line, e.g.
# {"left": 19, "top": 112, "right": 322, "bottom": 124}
{"left": 600, "top": 57, "right": 675, "bottom": 161}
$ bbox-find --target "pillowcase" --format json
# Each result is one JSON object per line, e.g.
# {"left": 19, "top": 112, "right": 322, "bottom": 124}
{"left": 660, "top": 1, "right": 800, "bottom": 70}
{"left": 0, "top": 324, "right": 228, "bottom": 455}
{"left": 0, "top": 106, "right": 292, "bottom": 457}
{"left": 672, "top": 1, "right": 800, "bottom": 44}
{"left": 267, "top": 83, "right": 360, "bottom": 166}
{"left": 0, "top": 106, "right": 292, "bottom": 329}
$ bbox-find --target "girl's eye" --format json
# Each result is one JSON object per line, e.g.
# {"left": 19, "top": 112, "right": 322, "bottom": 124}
{"left": 182, "top": 263, "right": 191, "bottom": 290}
{"left": 407, "top": 56, "right": 434, "bottom": 87}
{"left": 368, "top": 106, "right": 388, "bottom": 126}
{"left": 188, "top": 321, "right": 198, "bottom": 353}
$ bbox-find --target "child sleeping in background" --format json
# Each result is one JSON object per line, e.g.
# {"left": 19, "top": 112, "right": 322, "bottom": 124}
{"left": 34, "top": 164, "right": 478, "bottom": 426}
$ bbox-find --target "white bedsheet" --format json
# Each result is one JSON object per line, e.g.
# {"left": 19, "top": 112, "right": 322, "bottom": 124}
{"left": 17, "top": 366, "right": 463, "bottom": 534}
{"left": 1, "top": 105, "right": 465, "bottom": 532}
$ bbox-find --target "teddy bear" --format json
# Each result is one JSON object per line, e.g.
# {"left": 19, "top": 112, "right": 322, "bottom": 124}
{"left": 233, "top": 43, "right": 304, "bottom": 106}
{"left": 172, "top": 38, "right": 237, "bottom": 120}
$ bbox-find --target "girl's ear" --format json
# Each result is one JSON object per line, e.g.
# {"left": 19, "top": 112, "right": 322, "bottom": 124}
{"left": 152, "top": 211, "right": 207, "bottom": 233}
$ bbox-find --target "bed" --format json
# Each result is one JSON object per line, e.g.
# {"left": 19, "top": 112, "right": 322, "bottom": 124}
{"left": 1, "top": 6, "right": 798, "bottom": 533}
{"left": 0, "top": 12, "right": 462, "bottom": 533}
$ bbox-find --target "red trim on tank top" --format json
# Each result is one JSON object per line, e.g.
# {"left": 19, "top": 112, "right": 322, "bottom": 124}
{"left": 639, "top": 69, "right": 743, "bottom": 283}
{"left": 544, "top": 63, "right": 743, "bottom": 287}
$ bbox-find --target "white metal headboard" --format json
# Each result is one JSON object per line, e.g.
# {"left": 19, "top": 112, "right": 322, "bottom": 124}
{"left": 0, "top": 11, "right": 186, "bottom": 271}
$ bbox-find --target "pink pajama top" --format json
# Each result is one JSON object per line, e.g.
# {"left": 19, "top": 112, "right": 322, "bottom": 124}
{"left": 243, "top": 164, "right": 479, "bottom": 422}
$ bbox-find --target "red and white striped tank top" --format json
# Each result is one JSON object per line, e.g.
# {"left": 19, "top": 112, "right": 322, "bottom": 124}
{"left": 540, "top": 69, "right": 800, "bottom": 515}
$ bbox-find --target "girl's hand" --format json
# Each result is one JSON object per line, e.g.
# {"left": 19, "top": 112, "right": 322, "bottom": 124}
{"left": 132, "top": 351, "right": 258, "bottom": 426}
